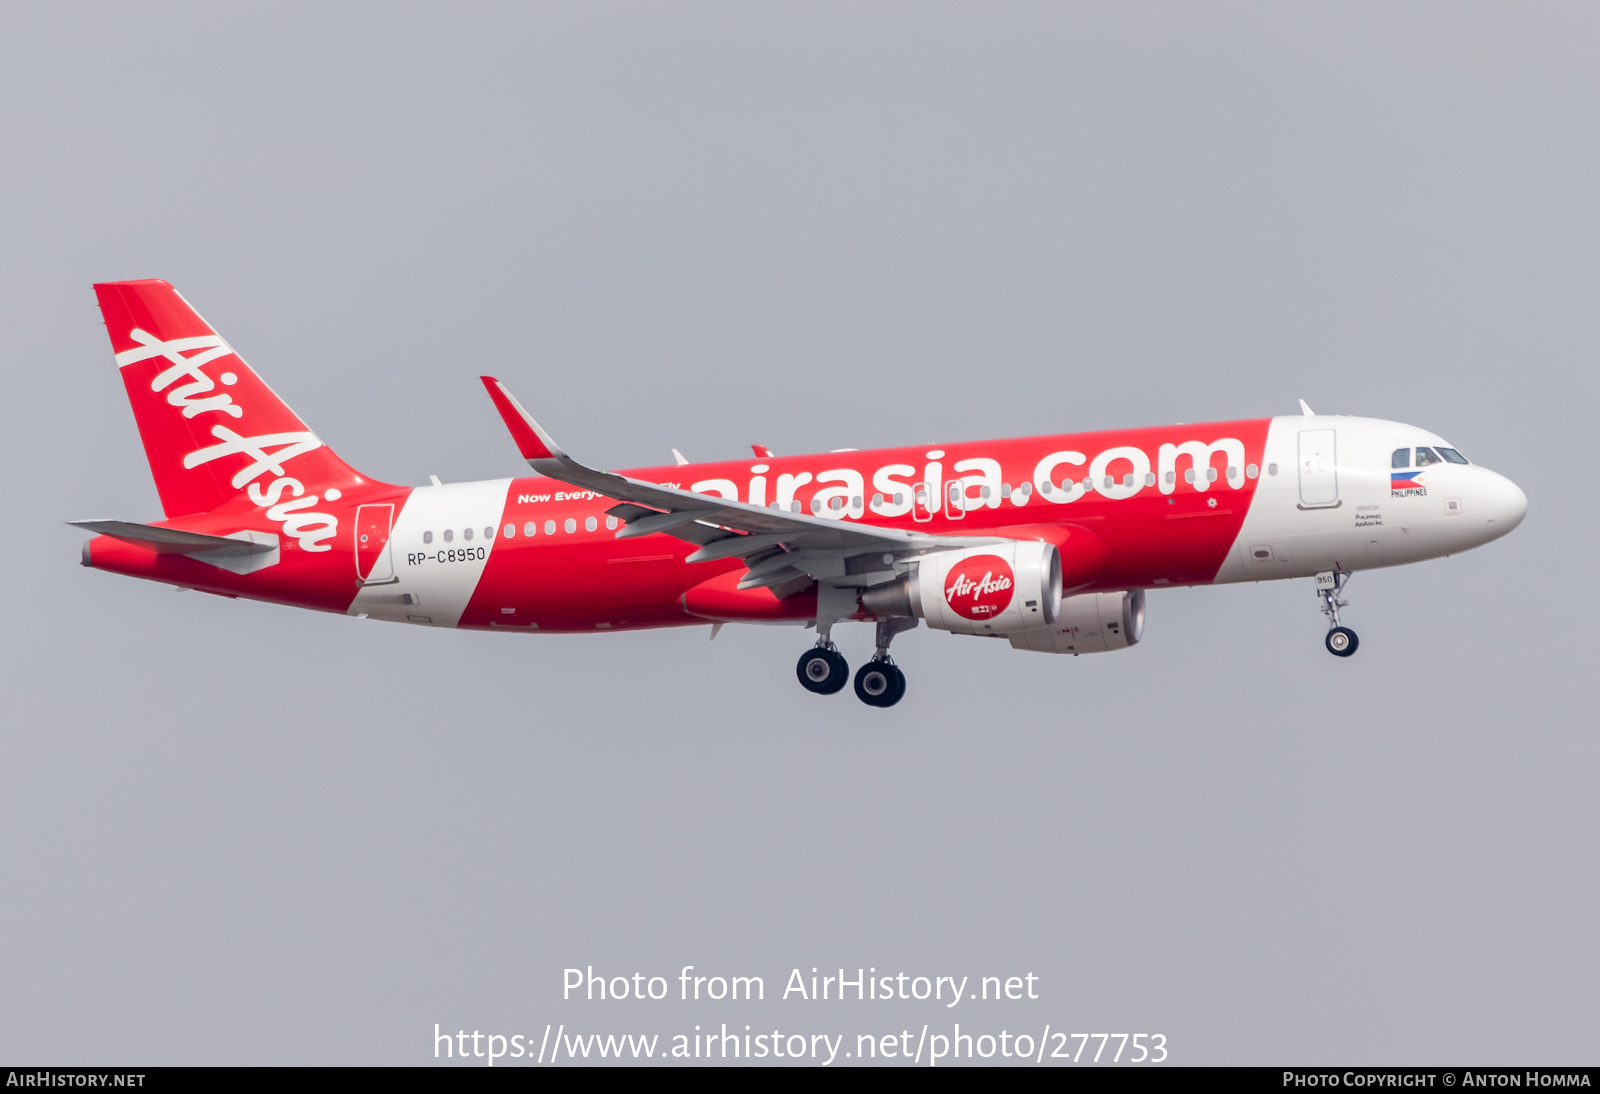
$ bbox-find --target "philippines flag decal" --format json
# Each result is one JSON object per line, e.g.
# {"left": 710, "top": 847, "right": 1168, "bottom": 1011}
{"left": 1391, "top": 471, "right": 1427, "bottom": 496}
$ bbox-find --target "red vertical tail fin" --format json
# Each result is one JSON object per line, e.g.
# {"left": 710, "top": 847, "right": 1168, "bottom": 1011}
{"left": 94, "top": 279, "right": 369, "bottom": 520}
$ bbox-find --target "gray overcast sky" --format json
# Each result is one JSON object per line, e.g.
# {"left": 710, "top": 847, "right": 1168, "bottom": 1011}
{"left": 1, "top": 2, "right": 1595, "bottom": 1066}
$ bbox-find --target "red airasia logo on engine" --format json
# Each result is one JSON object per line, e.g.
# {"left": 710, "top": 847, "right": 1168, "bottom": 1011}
{"left": 944, "top": 554, "right": 1015, "bottom": 619}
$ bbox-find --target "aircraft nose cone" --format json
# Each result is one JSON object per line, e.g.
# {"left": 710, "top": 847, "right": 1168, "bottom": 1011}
{"left": 1483, "top": 471, "right": 1528, "bottom": 534}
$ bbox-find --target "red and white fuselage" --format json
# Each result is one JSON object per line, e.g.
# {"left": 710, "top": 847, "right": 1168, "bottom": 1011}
{"left": 78, "top": 280, "right": 1527, "bottom": 692}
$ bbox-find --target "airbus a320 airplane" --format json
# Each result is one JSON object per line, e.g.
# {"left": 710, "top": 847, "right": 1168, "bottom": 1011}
{"left": 76, "top": 280, "right": 1527, "bottom": 707}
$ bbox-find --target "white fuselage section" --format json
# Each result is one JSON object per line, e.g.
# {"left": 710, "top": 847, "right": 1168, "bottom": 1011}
{"left": 1215, "top": 415, "right": 1525, "bottom": 583}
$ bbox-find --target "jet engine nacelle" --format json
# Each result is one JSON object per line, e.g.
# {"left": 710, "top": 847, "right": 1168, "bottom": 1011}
{"left": 1007, "top": 589, "right": 1145, "bottom": 655}
{"left": 859, "top": 541, "right": 1062, "bottom": 635}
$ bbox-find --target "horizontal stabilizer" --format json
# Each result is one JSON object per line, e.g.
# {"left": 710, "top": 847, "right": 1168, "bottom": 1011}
{"left": 69, "top": 520, "right": 277, "bottom": 556}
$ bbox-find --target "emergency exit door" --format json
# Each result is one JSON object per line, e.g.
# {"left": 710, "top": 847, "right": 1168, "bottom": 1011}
{"left": 355, "top": 503, "right": 396, "bottom": 584}
{"left": 1297, "top": 429, "right": 1340, "bottom": 509}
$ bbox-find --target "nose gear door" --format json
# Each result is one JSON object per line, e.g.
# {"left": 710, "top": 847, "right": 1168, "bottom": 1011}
{"left": 1297, "top": 429, "right": 1340, "bottom": 509}
{"left": 355, "top": 503, "right": 396, "bottom": 584}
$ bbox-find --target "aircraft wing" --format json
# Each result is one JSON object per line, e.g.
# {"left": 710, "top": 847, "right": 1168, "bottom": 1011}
{"left": 480, "top": 376, "right": 998, "bottom": 591}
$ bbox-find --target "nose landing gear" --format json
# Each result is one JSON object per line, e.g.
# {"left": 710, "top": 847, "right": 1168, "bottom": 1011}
{"left": 1316, "top": 570, "right": 1359, "bottom": 658}
{"left": 1325, "top": 627, "right": 1358, "bottom": 656}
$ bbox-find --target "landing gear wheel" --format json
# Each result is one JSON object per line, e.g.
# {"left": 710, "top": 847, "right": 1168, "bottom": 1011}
{"left": 854, "top": 660, "right": 906, "bottom": 707}
{"left": 883, "top": 665, "right": 906, "bottom": 707}
{"left": 1315, "top": 572, "right": 1358, "bottom": 657}
{"left": 797, "top": 647, "right": 849, "bottom": 694}
{"left": 1325, "top": 627, "right": 1359, "bottom": 658}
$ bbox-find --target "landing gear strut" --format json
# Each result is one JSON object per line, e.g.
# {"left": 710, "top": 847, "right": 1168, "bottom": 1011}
{"left": 854, "top": 618, "right": 914, "bottom": 708}
{"left": 1316, "top": 571, "right": 1359, "bottom": 658}
{"left": 798, "top": 587, "right": 855, "bottom": 695}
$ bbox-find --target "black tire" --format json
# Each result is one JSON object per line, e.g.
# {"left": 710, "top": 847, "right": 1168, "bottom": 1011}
{"left": 854, "top": 660, "right": 905, "bottom": 707}
{"left": 1325, "top": 626, "right": 1359, "bottom": 658}
{"left": 797, "top": 648, "right": 849, "bottom": 694}
{"left": 882, "top": 663, "right": 906, "bottom": 707}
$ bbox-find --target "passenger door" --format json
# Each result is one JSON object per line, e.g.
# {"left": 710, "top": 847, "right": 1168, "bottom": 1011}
{"left": 1297, "top": 429, "right": 1340, "bottom": 509}
{"left": 355, "top": 503, "right": 396, "bottom": 584}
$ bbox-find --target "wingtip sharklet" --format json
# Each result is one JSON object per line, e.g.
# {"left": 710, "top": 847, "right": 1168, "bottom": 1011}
{"left": 479, "top": 375, "right": 564, "bottom": 462}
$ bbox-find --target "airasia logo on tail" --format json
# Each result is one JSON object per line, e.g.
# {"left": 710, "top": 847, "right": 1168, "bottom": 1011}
{"left": 944, "top": 554, "right": 1015, "bottom": 619}
{"left": 117, "top": 327, "right": 338, "bottom": 552}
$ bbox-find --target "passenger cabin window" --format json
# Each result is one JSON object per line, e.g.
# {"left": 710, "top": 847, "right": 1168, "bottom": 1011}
{"left": 1415, "top": 447, "right": 1444, "bottom": 467}
{"left": 1437, "top": 447, "right": 1469, "bottom": 465}
{"left": 1392, "top": 448, "right": 1411, "bottom": 469}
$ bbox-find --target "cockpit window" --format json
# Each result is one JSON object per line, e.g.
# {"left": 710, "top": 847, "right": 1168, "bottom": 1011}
{"left": 1414, "top": 447, "right": 1444, "bottom": 467}
{"left": 1392, "top": 448, "right": 1411, "bottom": 469}
{"left": 1436, "top": 447, "right": 1469, "bottom": 465}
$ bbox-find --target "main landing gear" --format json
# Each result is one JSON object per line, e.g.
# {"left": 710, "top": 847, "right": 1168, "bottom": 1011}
{"left": 1316, "top": 570, "right": 1359, "bottom": 658}
{"left": 853, "top": 659, "right": 905, "bottom": 708}
{"left": 796, "top": 643, "right": 849, "bottom": 694}
{"left": 796, "top": 618, "right": 914, "bottom": 707}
